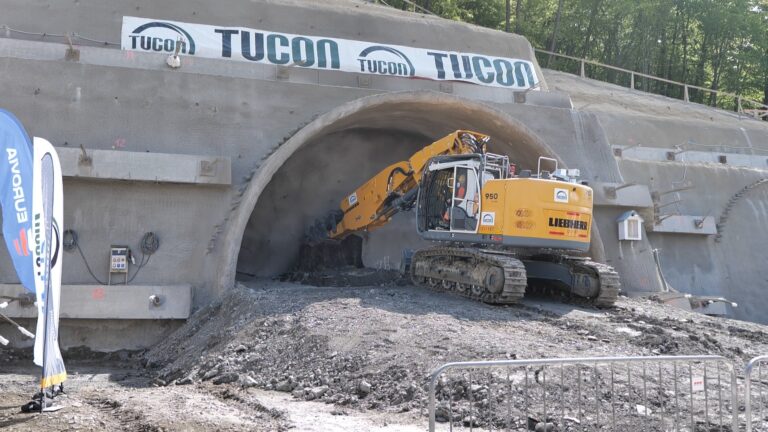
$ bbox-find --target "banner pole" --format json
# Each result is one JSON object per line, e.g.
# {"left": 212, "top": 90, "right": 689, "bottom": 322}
{"left": 40, "top": 257, "right": 52, "bottom": 412}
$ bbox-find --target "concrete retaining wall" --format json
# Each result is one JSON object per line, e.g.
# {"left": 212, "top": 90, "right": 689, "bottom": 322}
{"left": 617, "top": 160, "right": 768, "bottom": 322}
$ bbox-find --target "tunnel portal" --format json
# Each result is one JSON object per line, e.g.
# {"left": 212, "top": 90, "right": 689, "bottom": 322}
{"left": 234, "top": 93, "right": 571, "bottom": 278}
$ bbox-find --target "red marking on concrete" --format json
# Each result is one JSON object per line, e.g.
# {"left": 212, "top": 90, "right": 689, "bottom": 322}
{"left": 92, "top": 287, "right": 105, "bottom": 300}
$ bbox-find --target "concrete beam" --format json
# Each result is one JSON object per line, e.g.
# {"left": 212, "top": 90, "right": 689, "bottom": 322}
{"left": 648, "top": 215, "right": 717, "bottom": 235}
{"left": 0, "top": 284, "right": 192, "bottom": 319}
{"left": 593, "top": 182, "right": 654, "bottom": 208}
{"left": 57, "top": 147, "right": 231, "bottom": 185}
{"left": 616, "top": 146, "right": 768, "bottom": 171}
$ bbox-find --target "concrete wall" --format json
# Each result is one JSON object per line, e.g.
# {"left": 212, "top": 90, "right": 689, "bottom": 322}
{"left": 1, "top": 0, "right": 767, "bottom": 351}
{"left": 617, "top": 160, "right": 768, "bottom": 322}
{"left": 0, "top": 319, "right": 183, "bottom": 351}
{"left": 548, "top": 70, "right": 768, "bottom": 323}
{"left": 2, "top": 0, "right": 546, "bottom": 90}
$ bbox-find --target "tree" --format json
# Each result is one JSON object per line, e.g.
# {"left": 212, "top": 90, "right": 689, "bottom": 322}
{"left": 378, "top": 0, "right": 768, "bottom": 111}
{"left": 547, "top": 0, "right": 564, "bottom": 67}
{"left": 506, "top": 0, "right": 511, "bottom": 32}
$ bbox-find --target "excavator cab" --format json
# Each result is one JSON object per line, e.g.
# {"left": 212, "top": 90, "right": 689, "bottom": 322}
{"left": 417, "top": 153, "right": 509, "bottom": 235}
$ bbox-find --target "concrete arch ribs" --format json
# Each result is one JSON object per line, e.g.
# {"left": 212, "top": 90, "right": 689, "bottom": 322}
{"left": 215, "top": 90, "right": 603, "bottom": 295}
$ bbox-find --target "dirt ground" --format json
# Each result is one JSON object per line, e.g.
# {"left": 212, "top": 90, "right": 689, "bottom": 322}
{"left": 3, "top": 278, "right": 768, "bottom": 431}
{"left": 0, "top": 362, "right": 424, "bottom": 431}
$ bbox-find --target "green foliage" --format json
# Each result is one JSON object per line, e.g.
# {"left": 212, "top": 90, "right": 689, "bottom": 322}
{"left": 383, "top": 0, "right": 768, "bottom": 109}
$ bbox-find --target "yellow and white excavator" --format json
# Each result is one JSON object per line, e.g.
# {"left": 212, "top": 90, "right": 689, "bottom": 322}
{"left": 303, "top": 130, "right": 620, "bottom": 307}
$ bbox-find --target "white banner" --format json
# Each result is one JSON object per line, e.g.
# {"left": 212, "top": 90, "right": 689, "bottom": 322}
{"left": 121, "top": 16, "right": 539, "bottom": 90}
{"left": 32, "top": 137, "right": 67, "bottom": 388}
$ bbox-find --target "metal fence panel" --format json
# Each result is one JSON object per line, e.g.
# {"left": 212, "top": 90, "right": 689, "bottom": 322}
{"left": 746, "top": 356, "right": 768, "bottom": 432}
{"left": 428, "top": 356, "right": 738, "bottom": 432}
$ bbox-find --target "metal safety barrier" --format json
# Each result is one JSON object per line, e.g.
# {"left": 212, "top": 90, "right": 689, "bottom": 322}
{"left": 428, "top": 356, "right": 738, "bottom": 432}
{"left": 746, "top": 356, "right": 768, "bottom": 432}
{"left": 534, "top": 48, "right": 768, "bottom": 119}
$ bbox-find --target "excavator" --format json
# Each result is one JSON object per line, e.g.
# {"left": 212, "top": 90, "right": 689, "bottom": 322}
{"left": 303, "top": 130, "right": 620, "bottom": 307}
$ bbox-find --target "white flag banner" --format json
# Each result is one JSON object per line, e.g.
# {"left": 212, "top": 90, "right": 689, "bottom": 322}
{"left": 121, "top": 16, "right": 539, "bottom": 90}
{"left": 31, "top": 137, "right": 66, "bottom": 388}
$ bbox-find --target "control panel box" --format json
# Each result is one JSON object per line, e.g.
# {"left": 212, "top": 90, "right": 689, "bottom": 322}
{"left": 109, "top": 245, "right": 130, "bottom": 285}
{"left": 110, "top": 246, "right": 129, "bottom": 273}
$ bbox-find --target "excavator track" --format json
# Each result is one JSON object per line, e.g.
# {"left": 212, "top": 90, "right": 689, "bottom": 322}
{"left": 523, "top": 254, "right": 621, "bottom": 308}
{"left": 565, "top": 257, "right": 621, "bottom": 308}
{"left": 409, "top": 248, "right": 621, "bottom": 307}
{"left": 410, "top": 247, "right": 527, "bottom": 304}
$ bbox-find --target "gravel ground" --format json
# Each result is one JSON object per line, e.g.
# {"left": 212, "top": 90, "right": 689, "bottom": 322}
{"left": 3, "top": 278, "right": 768, "bottom": 431}
{"left": 147, "top": 279, "right": 768, "bottom": 430}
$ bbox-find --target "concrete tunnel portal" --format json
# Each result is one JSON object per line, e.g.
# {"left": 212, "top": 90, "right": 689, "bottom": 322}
{"left": 231, "top": 92, "right": 601, "bottom": 282}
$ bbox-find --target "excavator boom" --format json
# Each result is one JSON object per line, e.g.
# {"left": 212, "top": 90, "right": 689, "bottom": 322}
{"left": 327, "top": 130, "right": 489, "bottom": 239}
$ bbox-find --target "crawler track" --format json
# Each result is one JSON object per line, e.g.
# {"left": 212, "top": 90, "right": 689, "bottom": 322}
{"left": 410, "top": 247, "right": 527, "bottom": 304}
{"left": 567, "top": 257, "right": 621, "bottom": 308}
{"left": 410, "top": 247, "right": 620, "bottom": 307}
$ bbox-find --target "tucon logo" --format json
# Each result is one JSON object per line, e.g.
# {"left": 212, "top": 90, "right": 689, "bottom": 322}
{"left": 128, "top": 22, "right": 196, "bottom": 54}
{"left": 357, "top": 46, "right": 415, "bottom": 77}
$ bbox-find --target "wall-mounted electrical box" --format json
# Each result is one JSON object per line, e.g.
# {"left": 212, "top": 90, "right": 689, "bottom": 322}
{"left": 109, "top": 245, "right": 130, "bottom": 285}
{"left": 617, "top": 210, "right": 644, "bottom": 241}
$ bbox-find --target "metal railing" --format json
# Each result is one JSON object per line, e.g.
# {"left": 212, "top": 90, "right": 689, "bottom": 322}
{"left": 428, "top": 355, "right": 738, "bottom": 432}
{"left": 0, "top": 25, "right": 118, "bottom": 46}
{"left": 746, "top": 356, "right": 768, "bottom": 432}
{"left": 534, "top": 48, "right": 768, "bottom": 119}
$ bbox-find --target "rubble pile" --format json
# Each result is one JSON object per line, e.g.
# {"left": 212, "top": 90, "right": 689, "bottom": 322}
{"left": 147, "top": 289, "right": 428, "bottom": 413}
{"left": 142, "top": 280, "right": 768, "bottom": 428}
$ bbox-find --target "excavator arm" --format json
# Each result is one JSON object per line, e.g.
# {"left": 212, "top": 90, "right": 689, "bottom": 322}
{"left": 327, "top": 130, "right": 489, "bottom": 239}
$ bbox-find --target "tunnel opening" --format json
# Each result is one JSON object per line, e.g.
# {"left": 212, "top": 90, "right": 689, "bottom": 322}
{"left": 233, "top": 92, "right": 566, "bottom": 283}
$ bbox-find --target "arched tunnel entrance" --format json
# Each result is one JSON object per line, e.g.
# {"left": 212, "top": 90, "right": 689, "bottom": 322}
{"left": 228, "top": 91, "right": 601, "bottom": 284}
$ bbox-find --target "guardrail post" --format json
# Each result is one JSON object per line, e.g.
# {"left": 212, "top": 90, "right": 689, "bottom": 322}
{"left": 580, "top": 60, "right": 585, "bottom": 78}
{"left": 630, "top": 72, "right": 635, "bottom": 90}
{"left": 745, "top": 356, "right": 768, "bottom": 432}
{"left": 747, "top": 362, "right": 753, "bottom": 432}
{"left": 684, "top": 85, "right": 689, "bottom": 102}
{"left": 429, "top": 372, "right": 437, "bottom": 432}
{"left": 733, "top": 364, "right": 741, "bottom": 432}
